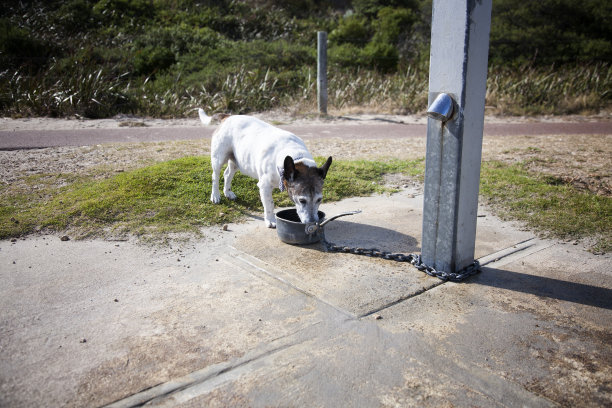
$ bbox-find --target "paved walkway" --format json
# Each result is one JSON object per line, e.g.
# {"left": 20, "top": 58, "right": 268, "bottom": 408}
{"left": 1, "top": 190, "right": 610, "bottom": 407}
{"left": 0, "top": 120, "right": 611, "bottom": 149}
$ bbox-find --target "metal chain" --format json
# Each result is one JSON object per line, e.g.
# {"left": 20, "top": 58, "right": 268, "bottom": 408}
{"left": 321, "top": 236, "right": 480, "bottom": 282}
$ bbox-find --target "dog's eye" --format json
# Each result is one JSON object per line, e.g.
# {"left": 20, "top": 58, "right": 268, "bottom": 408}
{"left": 316, "top": 198, "right": 322, "bottom": 203}
{"left": 299, "top": 198, "right": 307, "bottom": 204}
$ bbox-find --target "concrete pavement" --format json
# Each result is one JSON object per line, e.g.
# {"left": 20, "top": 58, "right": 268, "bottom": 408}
{"left": 1, "top": 189, "right": 610, "bottom": 407}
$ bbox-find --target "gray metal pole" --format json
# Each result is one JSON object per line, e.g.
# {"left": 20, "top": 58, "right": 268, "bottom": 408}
{"left": 421, "top": 0, "right": 492, "bottom": 273}
{"left": 317, "top": 31, "right": 328, "bottom": 115}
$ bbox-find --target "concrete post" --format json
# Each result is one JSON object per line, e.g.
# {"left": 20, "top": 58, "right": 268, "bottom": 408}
{"left": 317, "top": 31, "right": 328, "bottom": 115}
{"left": 421, "top": 0, "right": 492, "bottom": 273}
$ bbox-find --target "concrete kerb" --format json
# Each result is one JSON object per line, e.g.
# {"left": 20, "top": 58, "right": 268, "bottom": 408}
{"left": 1, "top": 190, "right": 611, "bottom": 407}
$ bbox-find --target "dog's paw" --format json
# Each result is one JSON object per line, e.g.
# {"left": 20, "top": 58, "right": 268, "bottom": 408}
{"left": 210, "top": 192, "right": 221, "bottom": 204}
{"left": 265, "top": 220, "right": 276, "bottom": 228}
{"left": 224, "top": 191, "right": 237, "bottom": 200}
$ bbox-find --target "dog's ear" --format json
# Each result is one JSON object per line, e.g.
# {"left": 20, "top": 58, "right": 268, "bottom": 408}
{"left": 318, "top": 156, "right": 333, "bottom": 179}
{"left": 283, "top": 156, "right": 296, "bottom": 181}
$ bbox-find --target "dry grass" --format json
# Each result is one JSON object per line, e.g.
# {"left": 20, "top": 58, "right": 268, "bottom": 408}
{"left": 2, "top": 63, "right": 610, "bottom": 118}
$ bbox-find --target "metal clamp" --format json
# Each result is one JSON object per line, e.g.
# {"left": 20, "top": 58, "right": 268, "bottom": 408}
{"left": 427, "top": 93, "right": 455, "bottom": 122}
{"left": 304, "top": 210, "right": 362, "bottom": 236}
{"left": 304, "top": 223, "right": 319, "bottom": 235}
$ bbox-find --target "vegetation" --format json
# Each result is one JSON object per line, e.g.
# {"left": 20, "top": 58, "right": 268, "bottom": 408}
{"left": 0, "top": 1, "right": 609, "bottom": 250}
{"left": 1, "top": 156, "right": 609, "bottom": 251}
{"left": 1, "top": 0, "right": 610, "bottom": 118}
{"left": 0, "top": 156, "right": 424, "bottom": 240}
{"left": 481, "top": 161, "right": 611, "bottom": 253}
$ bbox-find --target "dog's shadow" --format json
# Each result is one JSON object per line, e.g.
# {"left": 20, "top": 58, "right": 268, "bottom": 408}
{"left": 311, "top": 220, "right": 420, "bottom": 254}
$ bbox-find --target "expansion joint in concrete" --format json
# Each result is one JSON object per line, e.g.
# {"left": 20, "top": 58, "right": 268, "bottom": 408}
{"left": 226, "top": 247, "right": 356, "bottom": 320}
{"left": 478, "top": 238, "right": 554, "bottom": 269}
{"left": 358, "top": 280, "right": 445, "bottom": 319}
{"left": 104, "top": 336, "right": 307, "bottom": 408}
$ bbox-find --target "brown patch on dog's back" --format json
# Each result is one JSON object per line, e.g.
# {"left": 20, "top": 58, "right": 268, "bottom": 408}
{"left": 210, "top": 113, "right": 231, "bottom": 124}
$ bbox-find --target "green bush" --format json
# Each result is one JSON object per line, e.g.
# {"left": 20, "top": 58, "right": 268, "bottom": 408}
{"left": 329, "top": 15, "right": 371, "bottom": 46}
{"left": 54, "top": 0, "right": 100, "bottom": 34}
{"left": 353, "top": 0, "right": 419, "bottom": 17}
{"left": 329, "top": 43, "right": 364, "bottom": 67}
{"left": 134, "top": 25, "right": 221, "bottom": 55}
{"left": 362, "top": 41, "right": 398, "bottom": 72}
{"left": 133, "top": 46, "right": 175, "bottom": 76}
{"left": 372, "top": 6, "right": 416, "bottom": 45}
{"left": 489, "top": 0, "right": 612, "bottom": 66}
{"left": 329, "top": 41, "right": 398, "bottom": 72}
{"left": 0, "top": 19, "right": 51, "bottom": 69}
{"left": 93, "top": 0, "right": 156, "bottom": 23}
{"left": 0, "top": 0, "right": 610, "bottom": 118}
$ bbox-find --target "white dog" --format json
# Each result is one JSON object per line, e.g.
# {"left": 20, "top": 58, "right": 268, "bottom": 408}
{"left": 200, "top": 109, "right": 332, "bottom": 228}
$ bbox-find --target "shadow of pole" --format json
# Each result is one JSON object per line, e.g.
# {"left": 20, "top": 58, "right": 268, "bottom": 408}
{"left": 269, "top": 217, "right": 611, "bottom": 310}
{"left": 322, "top": 220, "right": 421, "bottom": 254}
{"left": 475, "top": 267, "right": 612, "bottom": 310}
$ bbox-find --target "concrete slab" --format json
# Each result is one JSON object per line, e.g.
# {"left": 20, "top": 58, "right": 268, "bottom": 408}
{"left": 0, "top": 235, "right": 330, "bottom": 407}
{"left": 376, "top": 242, "right": 612, "bottom": 407}
{"left": 232, "top": 191, "right": 437, "bottom": 317}
{"left": 232, "top": 190, "right": 535, "bottom": 317}
{"left": 142, "top": 319, "right": 556, "bottom": 408}
{"left": 1, "top": 190, "right": 610, "bottom": 407}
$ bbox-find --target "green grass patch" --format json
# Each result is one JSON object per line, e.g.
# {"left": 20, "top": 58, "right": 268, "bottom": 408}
{"left": 2, "top": 157, "right": 609, "bottom": 252}
{"left": 324, "top": 158, "right": 424, "bottom": 201}
{"left": 480, "top": 161, "right": 611, "bottom": 253}
{"left": 0, "top": 157, "right": 424, "bottom": 241}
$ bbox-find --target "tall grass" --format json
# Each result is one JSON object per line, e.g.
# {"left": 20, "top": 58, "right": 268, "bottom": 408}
{"left": 1, "top": 62, "right": 610, "bottom": 118}
{"left": 328, "top": 65, "right": 429, "bottom": 113}
{"left": 0, "top": 65, "right": 132, "bottom": 118}
{"left": 486, "top": 63, "right": 612, "bottom": 115}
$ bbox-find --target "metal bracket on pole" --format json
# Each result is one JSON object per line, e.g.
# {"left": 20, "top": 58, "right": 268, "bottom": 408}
{"left": 421, "top": 0, "right": 492, "bottom": 274}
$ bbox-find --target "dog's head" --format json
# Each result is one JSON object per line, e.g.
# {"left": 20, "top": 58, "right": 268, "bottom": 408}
{"left": 282, "top": 156, "right": 332, "bottom": 223}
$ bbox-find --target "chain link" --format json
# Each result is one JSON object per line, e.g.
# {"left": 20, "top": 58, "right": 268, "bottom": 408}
{"left": 321, "top": 237, "right": 480, "bottom": 282}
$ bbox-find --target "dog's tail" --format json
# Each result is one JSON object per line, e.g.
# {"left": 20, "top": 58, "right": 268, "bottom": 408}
{"left": 198, "top": 108, "right": 212, "bottom": 125}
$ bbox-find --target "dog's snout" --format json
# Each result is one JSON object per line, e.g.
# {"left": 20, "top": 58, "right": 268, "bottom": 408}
{"left": 304, "top": 212, "right": 319, "bottom": 223}
{"left": 296, "top": 206, "right": 319, "bottom": 224}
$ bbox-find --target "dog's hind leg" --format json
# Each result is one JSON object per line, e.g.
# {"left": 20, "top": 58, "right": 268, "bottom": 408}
{"left": 223, "top": 159, "right": 238, "bottom": 200}
{"left": 210, "top": 154, "right": 223, "bottom": 204}
{"left": 257, "top": 178, "right": 276, "bottom": 228}
{"left": 210, "top": 126, "right": 233, "bottom": 204}
{"left": 210, "top": 148, "right": 232, "bottom": 204}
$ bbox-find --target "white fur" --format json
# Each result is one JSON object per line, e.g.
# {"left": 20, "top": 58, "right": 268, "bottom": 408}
{"left": 201, "top": 109, "right": 316, "bottom": 228}
{"left": 198, "top": 108, "right": 212, "bottom": 125}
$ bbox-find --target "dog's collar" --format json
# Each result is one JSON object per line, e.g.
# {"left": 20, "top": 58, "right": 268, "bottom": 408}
{"left": 277, "top": 155, "right": 305, "bottom": 192}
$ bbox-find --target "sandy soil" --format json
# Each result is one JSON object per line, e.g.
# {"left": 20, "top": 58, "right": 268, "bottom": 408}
{"left": 1, "top": 113, "right": 610, "bottom": 197}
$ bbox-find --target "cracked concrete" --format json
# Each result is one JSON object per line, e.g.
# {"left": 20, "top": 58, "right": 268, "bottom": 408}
{"left": 1, "top": 189, "right": 611, "bottom": 407}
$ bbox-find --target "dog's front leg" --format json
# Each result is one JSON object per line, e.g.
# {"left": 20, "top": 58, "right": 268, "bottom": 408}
{"left": 257, "top": 179, "right": 276, "bottom": 228}
{"left": 223, "top": 160, "right": 238, "bottom": 200}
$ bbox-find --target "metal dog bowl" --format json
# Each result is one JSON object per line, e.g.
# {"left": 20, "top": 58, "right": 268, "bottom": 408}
{"left": 275, "top": 208, "right": 361, "bottom": 245}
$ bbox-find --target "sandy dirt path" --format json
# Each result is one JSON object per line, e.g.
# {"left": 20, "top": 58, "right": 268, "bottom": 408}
{"left": 0, "top": 114, "right": 611, "bottom": 149}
